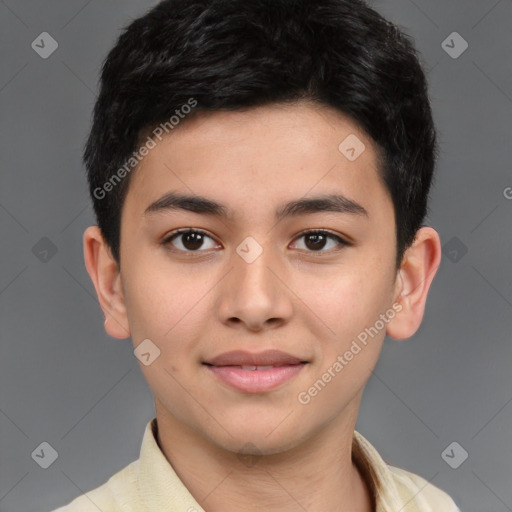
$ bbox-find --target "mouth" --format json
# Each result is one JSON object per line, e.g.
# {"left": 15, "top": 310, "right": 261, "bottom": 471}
{"left": 201, "top": 349, "right": 310, "bottom": 393}
{"left": 202, "top": 361, "right": 308, "bottom": 393}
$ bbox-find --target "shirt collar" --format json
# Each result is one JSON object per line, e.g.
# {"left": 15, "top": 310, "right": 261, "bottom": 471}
{"left": 136, "top": 418, "right": 404, "bottom": 512}
{"left": 352, "top": 430, "right": 405, "bottom": 511}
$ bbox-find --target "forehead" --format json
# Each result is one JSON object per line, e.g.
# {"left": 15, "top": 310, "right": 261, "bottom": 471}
{"left": 123, "top": 102, "right": 390, "bottom": 222}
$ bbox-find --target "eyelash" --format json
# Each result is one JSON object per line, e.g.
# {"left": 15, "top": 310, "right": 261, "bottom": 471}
{"left": 162, "top": 228, "right": 350, "bottom": 254}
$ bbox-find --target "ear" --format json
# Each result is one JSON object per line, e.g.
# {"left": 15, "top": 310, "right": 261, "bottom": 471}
{"left": 386, "top": 226, "right": 442, "bottom": 341}
{"left": 83, "top": 226, "right": 130, "bottom": 339}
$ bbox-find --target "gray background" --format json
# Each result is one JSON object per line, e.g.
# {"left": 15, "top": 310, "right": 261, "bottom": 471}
{"left": 1, "top": 1, "right": 511, "bottom": 511}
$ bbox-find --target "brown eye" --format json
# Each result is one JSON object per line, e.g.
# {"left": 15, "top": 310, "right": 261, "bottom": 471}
{"left": 292, "top": 230, "right": 348, "bottom": 252}
{"left": 163, "top": 229, "right": 218, "bottom": 252}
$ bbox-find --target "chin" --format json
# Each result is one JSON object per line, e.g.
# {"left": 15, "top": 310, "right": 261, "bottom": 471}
{"left": 207, "top": 421, "right": 307, "bottom": 457}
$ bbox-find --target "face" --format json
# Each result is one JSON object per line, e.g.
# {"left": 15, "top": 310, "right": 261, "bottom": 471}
{"left": 116, "top": 102, "right": 400, "bottom": 454}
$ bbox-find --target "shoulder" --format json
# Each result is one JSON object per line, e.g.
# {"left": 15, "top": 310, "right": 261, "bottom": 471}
{"left": 387, "top": 464, "right": 461, "bottom": 511}
{"left": 51, "top": 460, "right": 139, "bottom": 512}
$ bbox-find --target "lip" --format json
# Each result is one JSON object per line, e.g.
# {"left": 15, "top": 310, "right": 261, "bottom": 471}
{"left": 204, "top": 362, "right": 307, "bottom": 393}
{"left": 204, "top": 349, "right": 307, "bottom": 367}
{"left": 203, "top": 349, "right": 309, "bottom": 394}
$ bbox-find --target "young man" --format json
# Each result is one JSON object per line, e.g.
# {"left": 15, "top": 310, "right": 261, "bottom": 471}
{"left": 53, "top": 0, "right": 461, "bottom": 510}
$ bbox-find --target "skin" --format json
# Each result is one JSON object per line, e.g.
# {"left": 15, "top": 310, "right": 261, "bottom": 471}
{"left": 84, "top": 101, "right": 441, "bottom": 512}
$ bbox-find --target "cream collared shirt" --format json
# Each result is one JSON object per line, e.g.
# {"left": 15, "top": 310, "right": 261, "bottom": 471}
{"left": 53, "top": 418, "right": 461, "bottom": 512}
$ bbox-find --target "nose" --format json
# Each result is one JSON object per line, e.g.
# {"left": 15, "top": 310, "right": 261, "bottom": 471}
{"left": 215, "top": 240, "right": 294, "bottom": 332}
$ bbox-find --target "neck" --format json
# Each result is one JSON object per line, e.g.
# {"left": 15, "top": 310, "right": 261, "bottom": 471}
{"left": 154, "top": 400, "right": 374, "bottom": 512}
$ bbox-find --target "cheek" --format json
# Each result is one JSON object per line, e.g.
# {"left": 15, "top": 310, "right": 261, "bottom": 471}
{"left": 296, "top": 273, "right": 390, "bottom": 409}
{"left": 305, "top": 271, "right": 362, "bottom": 323}
{"left": 123, "top": 267, "right": 206, "bottom": 399}
{"left": 122, "top": 262, "right": 195, "bottom": 341}
{"left": 122, "top": 262, "right": 216, "bottom": 369}
{"left": 301, "top": 268, "right": 391, "bottom": 352}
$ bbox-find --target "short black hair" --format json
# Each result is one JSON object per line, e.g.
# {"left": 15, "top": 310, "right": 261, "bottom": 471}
{"left": 84, "top": 0, "right": 438, "bottom": 270}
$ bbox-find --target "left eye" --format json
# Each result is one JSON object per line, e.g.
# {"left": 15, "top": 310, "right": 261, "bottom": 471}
{"left": 162, "top": 229, "right": 348, "bottom": 253}
{"left": 291, "top": 230, "right": 348, "bottom": 252}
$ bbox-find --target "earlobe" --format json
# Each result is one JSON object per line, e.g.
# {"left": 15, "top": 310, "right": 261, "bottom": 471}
{"left": 386, "top": 227, "right": 442, "bottom": 341}
{"left": 83, "top": 226, "right": 131, "bottom": 339}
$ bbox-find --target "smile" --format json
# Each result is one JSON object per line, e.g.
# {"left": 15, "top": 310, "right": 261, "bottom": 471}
{"left": 203, "top": 362, "right": 307, "bottom": 393}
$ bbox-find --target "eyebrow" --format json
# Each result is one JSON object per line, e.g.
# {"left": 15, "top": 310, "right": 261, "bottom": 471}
{"left": 144, "top": 191, "right": 368, "bottom": 221}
